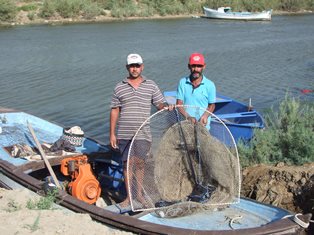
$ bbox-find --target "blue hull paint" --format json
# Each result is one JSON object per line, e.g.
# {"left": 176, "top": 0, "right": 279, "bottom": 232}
{"left": 164, "top": 91, "right": 264, "bottom": 142}
{"left": 0, "top": 109, "right": 307, "bottom": 234}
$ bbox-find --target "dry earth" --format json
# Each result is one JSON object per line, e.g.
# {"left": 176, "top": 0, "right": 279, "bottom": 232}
{"left": 241, "top": 162, "right": 314, "bottom": 233}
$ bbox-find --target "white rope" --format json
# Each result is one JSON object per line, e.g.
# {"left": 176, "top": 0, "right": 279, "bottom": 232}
{"left": 228, "top": 215, "right": 243, "bottom": 229}
{"left": 282, "top": 213, "right": 310, "bottom": 228}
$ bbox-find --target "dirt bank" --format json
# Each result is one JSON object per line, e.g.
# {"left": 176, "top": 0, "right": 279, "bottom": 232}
{"left": 241, "top": 162, "right": 314, "bottom": 233}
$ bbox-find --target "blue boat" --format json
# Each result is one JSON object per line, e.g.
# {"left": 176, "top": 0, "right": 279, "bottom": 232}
{"left": 164, "top": 91, "right": 264, "bottom": 143}
{"left": 0, "top": 107, "right": 310, "bottom": 234}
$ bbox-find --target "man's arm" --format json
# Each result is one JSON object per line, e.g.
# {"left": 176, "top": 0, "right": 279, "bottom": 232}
{"left": 176, "top": 99, "right": 197, "bottom": 123}
{"left": 110, "top": 107, "right": 120, "bottom": 149}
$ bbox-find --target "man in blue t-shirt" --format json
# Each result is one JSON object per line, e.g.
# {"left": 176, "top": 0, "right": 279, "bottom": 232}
{"left": 176, "top": 53, "right": 216, "bottom": 129}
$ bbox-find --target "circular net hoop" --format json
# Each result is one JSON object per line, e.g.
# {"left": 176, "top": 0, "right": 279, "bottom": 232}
{"left": 127, "top": 105, "right": 241, "bottom": 217}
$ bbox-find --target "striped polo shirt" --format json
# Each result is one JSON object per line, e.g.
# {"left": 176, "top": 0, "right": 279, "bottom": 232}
{"left": 110, "top": 77, "right": 165, "bottom": 140}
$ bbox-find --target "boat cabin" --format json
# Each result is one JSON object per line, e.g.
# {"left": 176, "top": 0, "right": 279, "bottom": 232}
{"left": 217, "top": 7, "right": 232, "bottom": 13}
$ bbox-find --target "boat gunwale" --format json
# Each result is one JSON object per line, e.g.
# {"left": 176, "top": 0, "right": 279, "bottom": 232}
{"left": 0, "top": 107, "right": 308, "bottom": 234}
{"left": 0, "top": 158, "right": 308, "bottom": 235}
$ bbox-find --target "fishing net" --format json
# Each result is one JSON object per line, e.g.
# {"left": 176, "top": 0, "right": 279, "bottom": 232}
{"left": 126, "top": 105, "right": 241, "bottom": 217}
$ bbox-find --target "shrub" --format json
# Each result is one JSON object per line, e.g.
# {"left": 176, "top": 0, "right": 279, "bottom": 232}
{"left": 0, "top": 0, "right": 17, "bottom": 22}
{"left": 110, "top": 0, "right": 139, "bottom": 17}
{"left": 39, "top": 0, "right": 56, "bottom": 18}
{"left": 82, "top": 2, "right": 102, "bottom": 19}
{"left": 54, "top": 0, "right": 84, "bottom": 18}
{"left": 239, "top": 95, "right": 314, "bottom": 167}
{"left": 155, "top": 0, "right": 185, "bottom": 16}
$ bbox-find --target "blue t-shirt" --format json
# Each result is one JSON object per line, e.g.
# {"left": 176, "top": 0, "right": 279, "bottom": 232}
{"left": 177, "top": 75, "right": 216, "bottom": 129}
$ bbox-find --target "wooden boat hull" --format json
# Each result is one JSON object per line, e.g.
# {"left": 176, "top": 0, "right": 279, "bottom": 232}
{"left": 203, "top": 7, "right": 272, "bottom": 21}
{"left": 0, "top": 108, "right": 310, "bottom": 234}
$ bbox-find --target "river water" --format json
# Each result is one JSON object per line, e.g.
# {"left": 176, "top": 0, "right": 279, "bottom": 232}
{"left": 0, "top": 15, "right": 313, "bottom": 143}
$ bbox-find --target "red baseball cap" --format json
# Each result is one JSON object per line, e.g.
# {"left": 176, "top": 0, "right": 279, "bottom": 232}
{"left": 189, "top": 53, "right": 205, "bottom": 65}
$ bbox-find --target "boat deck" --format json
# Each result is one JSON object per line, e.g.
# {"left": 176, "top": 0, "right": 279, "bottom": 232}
{"left": 139, "top": 199, "right": 290, "bottom": 230}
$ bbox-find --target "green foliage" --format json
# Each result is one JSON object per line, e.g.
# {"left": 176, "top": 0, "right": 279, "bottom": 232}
{"left": 39, "top": 0, "right": 56, "bottom": 18}
{"left": 82, "top": 2, "right": 102, "bottom": 19}
{"left": 39, "top": 0, "right": 102, "bottom": 19}
{"left": 110, "top": 0, "right": 139, "bottom": 18}
{"left": 54, "top": 0, "right": 84, "bottom": 18}
{"left": 26, "top": 189, "right": 58, "bottom": 210}
{"left": 18, "top": 4, "right": 38, "bottom": 12}
{"left": 276, "top": 0, "right": 303, "bottom": 11}
{"left": 154, "top": 0, "right": 185, "bottom": 16}
{"left": 239, "top": 95, "right": 314, "bottom": 167}
{"left": 0, "top": 0, "right": 17, "bottom": 22}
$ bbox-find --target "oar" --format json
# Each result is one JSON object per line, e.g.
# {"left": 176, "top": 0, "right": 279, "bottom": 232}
{"left": 27, "top": 121, "right": 61, "bottom": 189}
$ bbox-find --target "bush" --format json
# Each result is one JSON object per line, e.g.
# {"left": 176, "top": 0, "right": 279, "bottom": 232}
{"left": 0, "top": 0, "right": 17, "bottom": 22}
{"left": 239, "top": 95, "right": 314, "bottom": 167}
{"left": 54, "top": 0, "right": 84, "bottom": 18}
{"left": 110, "top": 0, "right": 139, "bottom": 17}
{"left": 155, "top": 0, "right": 185, "bottom": 16}
{"left": 39, "top": 0, "right": 56, "bottom": 18}
{"left": 82, "top": 2, "right": 102, "bottom": 19}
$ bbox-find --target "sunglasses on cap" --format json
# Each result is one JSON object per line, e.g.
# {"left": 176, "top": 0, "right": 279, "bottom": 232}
{"left": 128, "top": 64, "right": 142, "bottom": 68}
{"left": 190, "top": 64, "right": 204, "bottom": 68}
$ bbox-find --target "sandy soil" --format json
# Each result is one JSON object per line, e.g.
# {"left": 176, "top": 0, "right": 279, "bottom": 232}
{"left": 0, "top": 188, "right": 133, "bottom": 235}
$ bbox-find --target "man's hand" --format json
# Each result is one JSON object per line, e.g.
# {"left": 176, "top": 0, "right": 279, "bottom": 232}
{"left": 187, "top": 116, "right": 197, "bottom": 124}
{"left": 164, "top": 104, "right": 174, "bottom": 111}
{"left": 199, "top": 112, "right": 210, "bottom": 126}
{"left": 110, "top": 135, "right": 118, "bottom": 150}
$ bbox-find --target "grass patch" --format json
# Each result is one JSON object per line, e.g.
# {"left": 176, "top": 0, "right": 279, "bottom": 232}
{"left": 26, "top": 189, "right": 58, "bottom": 210}
{"left": 18, "top": 4, "right": 38, "bottom": 12}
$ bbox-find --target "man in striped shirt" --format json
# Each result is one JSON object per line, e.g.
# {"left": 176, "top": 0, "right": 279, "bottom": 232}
{"left": 110, "top": 53, "right": 168, "bottom": 212}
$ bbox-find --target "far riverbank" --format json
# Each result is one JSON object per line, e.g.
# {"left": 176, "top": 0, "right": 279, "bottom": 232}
{"left": 1, "top": 6, "right": 313, "bottom": 27}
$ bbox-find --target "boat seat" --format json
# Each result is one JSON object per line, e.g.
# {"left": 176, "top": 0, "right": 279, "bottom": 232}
{"left": 216, "top": 111, "right": 257, "bottom": 119}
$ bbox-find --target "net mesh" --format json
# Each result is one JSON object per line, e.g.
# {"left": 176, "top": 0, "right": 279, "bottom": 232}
{"left": 127, "top": 105, "right": 241, "bottom": 217}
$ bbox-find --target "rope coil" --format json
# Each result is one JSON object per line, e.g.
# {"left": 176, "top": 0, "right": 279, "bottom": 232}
{"left": 283, "top": 213, "right": 310, "bottom": 228}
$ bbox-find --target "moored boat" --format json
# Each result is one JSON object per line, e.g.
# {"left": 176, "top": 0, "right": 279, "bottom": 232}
{"left": 0, "top": 107, "right": 310, "bottom": 234}
{"left": 203, "top": 6, "right": 272, "bottom": 21}
{"left": 164, "top": 91, "right": 264, "bottom": 143}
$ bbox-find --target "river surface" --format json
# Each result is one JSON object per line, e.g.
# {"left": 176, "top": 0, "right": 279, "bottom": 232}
{"left": 0, "top": 15, "right": 313, "bottom": 143}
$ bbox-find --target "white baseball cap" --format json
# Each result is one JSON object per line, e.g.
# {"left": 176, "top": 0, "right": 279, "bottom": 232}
{"left": 127, "top": 53, "right": 143, "bottom": 65}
